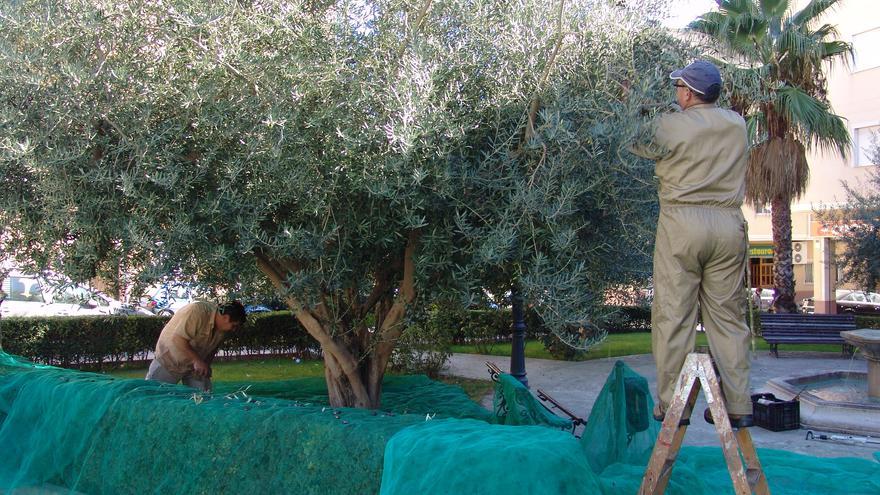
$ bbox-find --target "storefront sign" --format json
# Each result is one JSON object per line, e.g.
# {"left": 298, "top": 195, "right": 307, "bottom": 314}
{"left": 749, "top": 244, "right": 774, "bottom": 258}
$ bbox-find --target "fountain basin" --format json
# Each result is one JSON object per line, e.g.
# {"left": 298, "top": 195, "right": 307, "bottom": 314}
{"left": 767, "top": 370, "right": 880, "bottom": 436}
{"left": 841, "top": 329, "right": 880, "bottom": 398}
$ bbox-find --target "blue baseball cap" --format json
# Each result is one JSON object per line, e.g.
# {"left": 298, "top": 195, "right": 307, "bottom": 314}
{"left": 669, "top": 60, "right": 722, "bottom": 95}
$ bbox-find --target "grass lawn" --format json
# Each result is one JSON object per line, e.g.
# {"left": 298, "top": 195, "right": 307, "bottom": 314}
{"left": 106, "top": 357, "right": 326, "bottom": 381}
{"left": 104, "top": 358, "right": 495, "bottom": 403}
{"left": 450, "top": 332, "right": 844, "bottom": 360}
{"left": 103, "top": 332, "right": 842, "bottom": 405}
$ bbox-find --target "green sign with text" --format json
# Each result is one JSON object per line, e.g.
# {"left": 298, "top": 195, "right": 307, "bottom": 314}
{"left": 749, "top": 244, "right": 774, "bottom": 258}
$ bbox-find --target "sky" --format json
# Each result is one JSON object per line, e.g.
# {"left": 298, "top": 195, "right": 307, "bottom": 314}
{"left": 662, "top": 0, "right": 719, "bottom": 29}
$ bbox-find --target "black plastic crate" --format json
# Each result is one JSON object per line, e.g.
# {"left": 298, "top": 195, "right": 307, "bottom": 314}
{"left": 751, "top": 393, "right": 800, "bottom": 431}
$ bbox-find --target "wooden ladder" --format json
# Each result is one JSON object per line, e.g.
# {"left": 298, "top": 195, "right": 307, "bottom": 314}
{"left": 639, "top": 353, "right": 770, "bottom": 495}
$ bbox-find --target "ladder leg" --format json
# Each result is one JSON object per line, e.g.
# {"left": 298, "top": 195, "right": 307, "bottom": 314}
{"left": 736, "top": 428, "right": 770, "bottom": 495}
{"left": 651, "top": 381, "right": 701, "bottom": 495}
{"left": 698, "top": 356, "right": 756, "bottom": 495}
{"left": 639, "top": 365, "right": 700, "bottom": 495}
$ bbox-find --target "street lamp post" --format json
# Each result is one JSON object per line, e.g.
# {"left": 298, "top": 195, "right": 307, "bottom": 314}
{"left": 0, "top": 290, "right": 6, "bottom": 350}
{"left": 509, "top": 286, "right": 528, "bottom": 387}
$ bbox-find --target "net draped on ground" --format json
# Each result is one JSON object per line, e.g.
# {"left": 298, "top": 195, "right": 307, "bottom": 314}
{"left": 0, "top": 352, "right": 877, "bottom": 494}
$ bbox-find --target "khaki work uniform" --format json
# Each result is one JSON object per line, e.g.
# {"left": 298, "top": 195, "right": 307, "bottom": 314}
{"left": 146, "top": 301, "right": 224, "bottom": 392}
{"left": 632, "top": 103, "right": 752, "bottom": 415}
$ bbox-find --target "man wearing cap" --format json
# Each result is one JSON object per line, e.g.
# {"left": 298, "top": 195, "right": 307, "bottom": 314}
{"left": 145, "top": 300, "right": 246, "bottom": 392}
{"left": 630, "top": 60, "right": 753, "bottom": 427}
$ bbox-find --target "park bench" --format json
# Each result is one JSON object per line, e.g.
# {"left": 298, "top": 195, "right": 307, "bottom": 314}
{"left": 760, "top": 313, "right": 857, "bottom": 357}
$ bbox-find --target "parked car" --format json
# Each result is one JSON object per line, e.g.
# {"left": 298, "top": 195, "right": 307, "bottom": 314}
{"left": 835, "top": 290, "right": 880, "bottom": 315}
{"left": 0, "top": 271, "right": 151, "bottom": 317}
{"left": 798, "top": 292, "right": 880, "bottom": 315}
{"left": 141, "top": 282, "right": 204, "bottom": 316}
{"left": 244, "top": 304, "right": 273, "bottom": 314}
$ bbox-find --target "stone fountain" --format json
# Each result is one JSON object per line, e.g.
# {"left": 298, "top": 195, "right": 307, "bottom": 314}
{"left": 766, "top": 329, "right": 880, "bottom": 436}
{"left": 840, "top": 329, "right": 880, "bottom": 398}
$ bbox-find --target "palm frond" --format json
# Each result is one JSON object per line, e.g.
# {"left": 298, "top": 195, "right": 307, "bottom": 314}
{"left": 759, "top": 0, "right": 788, "bottom": 18}
{"left": 819, "top": 40, "right": 852, "bottom": 60}
{"left": 745, "top": 137, "right": 808, "bottom": 206}
{"left": 791, "top": 0, "right": 843, "bottom": 28}
{"left": 719, "top": 0, "right": 759, "bottom": 16}
{"left": 722, "top": 62, "right": 768, "bottom": 112}
{"left": 688, "top": 11, "right": 726, "bottom": 33}
{"left": 776, "top": 86, "right": 850, "bottom": 158}
{"left": 777, "top": 27, "right": 825, "bottom": 64}
{"left": 687, "top": 8, "right": 766, "bottom": 58}
{"left": 745, "top": 111, "right": 766, "bottom": 147}
{"left": 811, "top": 23, "right": 840, "bottom": 40}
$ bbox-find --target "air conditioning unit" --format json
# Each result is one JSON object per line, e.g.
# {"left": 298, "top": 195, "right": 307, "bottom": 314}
{"left": 792, "top": 241, "right": 811, "bottom": 264}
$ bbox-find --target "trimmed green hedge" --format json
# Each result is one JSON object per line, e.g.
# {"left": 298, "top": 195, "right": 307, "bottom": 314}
{"left": 13, "top": 305, "right": 848, "bottom": 370}
{"left": 0, "top": 305, "right": 652, "bottom": 369}
{"left": 856, "top": 315, "right": 880, "bottom": 329}
{"left": 447, "top": 305, "right": 652, "bottom": 345}
{"left": 0, "top": 311, "right": 317, "bottom": 369}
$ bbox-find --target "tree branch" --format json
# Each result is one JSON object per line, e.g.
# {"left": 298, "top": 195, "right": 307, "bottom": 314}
{"left": 396, "top": 0, "right": 435, "bottom": 59}
{"left": 376, "top": 230, "right": 420, "bottom": 346}
{"left": 523, "top": 0, "right": 567, "bottom": 145}
{"left": 254, "top": 252, "right": 367, "bottom": 399}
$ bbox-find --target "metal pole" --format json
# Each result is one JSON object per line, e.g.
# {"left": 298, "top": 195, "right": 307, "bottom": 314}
{"left": 0, "top": 290, "right": 6, "bottom": 350}
{"left": 509, "top": 286, "right": 528, "bottom": 387}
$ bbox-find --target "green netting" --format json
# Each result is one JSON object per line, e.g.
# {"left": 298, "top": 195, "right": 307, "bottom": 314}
{"left": 380, "top": 361, "right": 880, "bottom": 495}
{"left": 1, "top": 351, "right": 879, "bottom": 495}
{"left": 378, "top": 360, "right": 657, "bottom": 494}
{"left": 381, "top": 419, "right": 600, "bottom": 494}
{"left": 213, "top": 375, "right": 494, "bottom": 421}
{"left": 0, "top": 352, "right": 425, "bottom": 494}
{"left": 580, "top": 361, "right": 659, "bottom": 472}
{"left": 491, "top": 373, "right": 574, "bottom": 430}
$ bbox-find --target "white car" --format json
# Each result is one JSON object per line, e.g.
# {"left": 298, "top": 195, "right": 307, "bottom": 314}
{"left": 0, "top": 271, "right": 150, "bottom": 317}
{"left": 141, "top": 283, "right": 205, "bottom": 316}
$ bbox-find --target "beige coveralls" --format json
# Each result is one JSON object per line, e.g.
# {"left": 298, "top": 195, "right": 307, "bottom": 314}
{"left": 146, "top": 301, "right": 224, "bottom": 392}
{"left": 632, "top": 102, "right": 752, "bottom": 415}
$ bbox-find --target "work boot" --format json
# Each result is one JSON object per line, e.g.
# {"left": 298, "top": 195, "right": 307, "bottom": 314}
{"left": 703, "top": 408, "right": 754, "bottom": 428}
{"left": 653, "top": 402, "right": 690, "bottom": 426}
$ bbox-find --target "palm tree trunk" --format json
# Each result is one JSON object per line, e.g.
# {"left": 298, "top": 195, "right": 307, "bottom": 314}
{"left": 770, "top": 196, "right": 798, "bottom": 313}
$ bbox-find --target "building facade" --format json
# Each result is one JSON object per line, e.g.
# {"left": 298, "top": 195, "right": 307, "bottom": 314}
{"left": 743, "top": 0, "right": 880, "bottom": 313}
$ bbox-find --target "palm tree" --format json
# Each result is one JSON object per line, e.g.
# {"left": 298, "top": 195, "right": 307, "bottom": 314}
{"left": 689, "top": 0, "right": 851, "bottom": 313}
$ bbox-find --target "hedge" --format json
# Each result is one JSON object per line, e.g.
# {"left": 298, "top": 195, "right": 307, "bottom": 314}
{"left": 0, "top": 305, "right": 654, "bottom": 369}
{"left": 0, "top": 311, "right": 317, "bottom": 370}
{"left": 10, "top": 306, "right": 866, "bottom": 370}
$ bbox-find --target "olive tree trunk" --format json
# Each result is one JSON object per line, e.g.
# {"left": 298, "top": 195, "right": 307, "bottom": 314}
{"left": 255, "top": 232, "right": 419, "bottom": 409}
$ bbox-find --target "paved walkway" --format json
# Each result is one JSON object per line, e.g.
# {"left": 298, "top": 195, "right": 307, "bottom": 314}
{"left": 441, "top": 350, "right": 880, "bottom": 460}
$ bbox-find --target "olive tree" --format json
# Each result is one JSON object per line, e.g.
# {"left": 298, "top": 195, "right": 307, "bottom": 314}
{"left": 0, "top": 0, "right": 687, "bottom": 407}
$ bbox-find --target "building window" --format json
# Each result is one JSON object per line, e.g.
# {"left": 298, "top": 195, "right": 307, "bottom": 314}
{"left": 804, "top": 263, "right": 813, "bottom": 284}
{"left": 853, "top": 124, "right": 879, "bottom": 167}
{"left": 853, "top": 28, "right": 880, "bottom": 72}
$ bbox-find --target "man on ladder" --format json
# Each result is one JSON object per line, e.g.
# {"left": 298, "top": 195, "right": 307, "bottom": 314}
{"left": 630, "top": 59, "right": 753, "bottom": 428}
{"left": 631, "top": 60, "right": 768, "bottom": 495}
